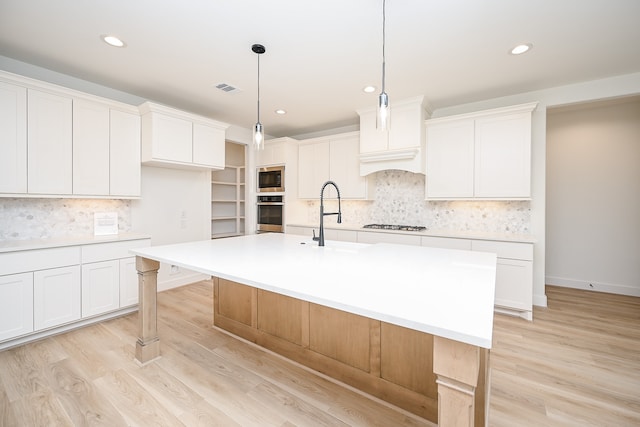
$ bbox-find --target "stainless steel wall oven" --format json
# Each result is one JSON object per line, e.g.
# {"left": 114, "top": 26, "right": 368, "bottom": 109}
{"left": 256, "top": 194, "right": 284, "bottom": 233}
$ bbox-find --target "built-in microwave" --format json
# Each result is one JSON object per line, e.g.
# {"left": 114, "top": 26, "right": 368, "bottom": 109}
{"left": 257, "top": 166, "right": 285, "bottom": 193}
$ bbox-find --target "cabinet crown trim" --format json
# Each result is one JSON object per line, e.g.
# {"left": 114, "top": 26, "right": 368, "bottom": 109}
{"left": 359, "top": 148, "right": 419, "bottom": 163}
{"left": 427, "top": 102, "right": 538, "bottom": 125}
{"left": 138, "top": 101, "right": 230, "bottom": 129}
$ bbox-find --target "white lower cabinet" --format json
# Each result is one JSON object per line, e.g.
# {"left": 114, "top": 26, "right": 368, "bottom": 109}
{"left": 82, "top": 260, "right": 120, "bottom": 317}
{"left": 119, "top": 257, "right": 139, "bottom": 307}
{"left": 34, "top": 265, "right": 81, "bottom": 330}
{"left": 420, "top": 236, "right": 472, "bottom": 250}
{"left": 493, "top": 258, "right": 533, "bottom": 312}
{"left": 0, "top": 236, "right": 150, "bottom": 348}
{"left": 357, "top": 231, "right": 421, "bottom": 246}
{"left": 471, "top": 239, "right": 533, "bottom": 319}
{"left": 0, "top": 272, "right": 33, "bottom": 341}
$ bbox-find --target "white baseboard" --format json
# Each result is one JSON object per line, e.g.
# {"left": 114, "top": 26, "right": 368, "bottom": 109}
{"left": 546, "top": 276, "right": 640, "bottom": 297}
{"left": 533, "top": 293, "right": 548, "bottom": 307}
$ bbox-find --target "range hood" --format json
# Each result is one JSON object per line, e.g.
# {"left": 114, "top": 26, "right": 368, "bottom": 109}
{"left": 357, "top": 96, "right": 431, "bottom": 176}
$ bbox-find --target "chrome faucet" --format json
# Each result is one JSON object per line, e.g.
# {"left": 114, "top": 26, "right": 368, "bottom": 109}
{"left": 313, "top": 180, "right": 342, "bottom": 246}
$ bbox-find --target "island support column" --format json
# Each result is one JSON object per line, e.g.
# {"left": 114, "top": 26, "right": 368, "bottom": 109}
{"left": 433, "top": 336, "right": 489, "bottom": 427}
{"left": 135, "top": 256, "right": 161, "bottom": 364}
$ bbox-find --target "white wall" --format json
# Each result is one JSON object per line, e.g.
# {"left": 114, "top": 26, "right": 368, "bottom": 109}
{"left": 546, "top": 97, "right": 640, "bottom": 296}
{"left": 130, "top": 166, "right": 211, "bottom": 291}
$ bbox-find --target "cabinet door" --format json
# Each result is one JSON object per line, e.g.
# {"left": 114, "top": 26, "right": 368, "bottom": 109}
{"left": 150, "top": 113, "right": 192, "bottom": 163}
{"left": 34, "top": 265, "right": 81, "bottom": 330}
{"left": 27, "top": 89, "right": 73, "bottom": 194}
{"left": 73, "top": 99, "right": 110, "bottom": 195}
{"left": 298, "top": 141, "right": 330, "bottom": 199}
{"left": 425, "top": 119, "right": 475, "bottom": 198}
{"left": 388, "top": 101, "right": 422, "bottom": 151}
{"left": 193, "top": 122, "right": 225, "bottom": 168}
{"left": 330, "top": 135, "right": 367, "bottom": 199}
{"left": 0, "top": 82, "right": 27, "bottom": 193}
{"left": 81, "top": 260, "right": 120, "bottom": 317}
{"left": 0, "top": 272, "right": 33, "bottom": 341}
{"left": 494, "top": 258, "right": 533, "bottom": 311}
{"left": 110, "top": 109, "right": 141, "bottom": 197}
{"left": 358, "top": 110, "right": 388, "bottom": 154}
{"left": 119, "top": 257, "right": 139, "bottom": 307}
{"left": 474, "top": 112, "right": 532, "bottom": 198}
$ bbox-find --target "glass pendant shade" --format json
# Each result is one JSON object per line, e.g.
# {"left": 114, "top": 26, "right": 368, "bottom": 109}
{"left": 253, "top": 122, "right": 264, "bottom": 149}
{"left": 377, "top": 91, "right": 390, "bottom": 131}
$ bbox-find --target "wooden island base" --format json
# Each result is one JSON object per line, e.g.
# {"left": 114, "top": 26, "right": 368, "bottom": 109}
{"left": 212, "top": 277, "right": 490, "bottom": 426}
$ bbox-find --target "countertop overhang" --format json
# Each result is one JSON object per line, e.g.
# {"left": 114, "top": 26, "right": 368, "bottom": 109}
{"left": 130, "top": 233, "right": 497, "bottom": 348}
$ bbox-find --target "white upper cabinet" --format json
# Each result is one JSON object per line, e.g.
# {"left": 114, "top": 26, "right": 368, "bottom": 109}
{"left": 329, "top": 133, "right": 369, "bottom": 199}
{"left": 425, "top": 119, "right": 475, "bottom": 198}
{"left": 357, "top": 96, "right": 429, "bottom": 176}
{"left": 425, "top": 102, "right": 537, "bottom": 200}
{"left": 298, "top": 140, "right": 330, "bottom": 199}
{"left": 298, "top": 132, "right": 370, "bottom": 199}
{"left": 73, "top": 101, "right": 141, "bottom": 197}
{"left": 27, "top": 89, "right": 73, "bottom": 195}
{"left": 140, "top": 101, "right": 229, "bottom": 170}
{"left": 73, "top": 99, "right": 110, "bottom": 195}
{"left": 0, "top": 81, "right": 27, "bottom": 194}
{"left": 110, "top": 109, "right": 141, "bottom": 197}
{"left": 193, "top": 122, "right": 225, "bottom": 169}
{"left": 474, "top": 112, "right": 533, "bottom": 198}
{"left": 0, "top": 71, "right": 141, "bottom": 198}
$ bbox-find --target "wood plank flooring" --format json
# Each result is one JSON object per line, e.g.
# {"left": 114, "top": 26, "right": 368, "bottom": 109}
{"left": 1, "top": 282, "right": 639, "bottom": 426}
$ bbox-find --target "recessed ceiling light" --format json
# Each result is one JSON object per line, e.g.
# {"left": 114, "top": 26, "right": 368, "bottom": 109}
{"left": 101, "top": 35, "right": 126, "bottom": 48}
{"left": 275, "top": 109, "right": 287, "bottom": 115}
{"left": 510, "top": 43, "right": 532, "bottom": 55}
{"left": 363, "top": 86, "right": 376, "bottom": 93}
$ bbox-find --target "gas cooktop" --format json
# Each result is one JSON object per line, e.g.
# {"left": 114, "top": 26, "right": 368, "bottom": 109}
{"left": 362, "top": 224, "right": 427, "bottom": 232}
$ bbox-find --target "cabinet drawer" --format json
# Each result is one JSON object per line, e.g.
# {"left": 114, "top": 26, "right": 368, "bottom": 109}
{"left": 421, "top": 236, "right": 472, "bottom": 250}
{"left": 0, "top": 246, "right": 80, "bottom": 275}
{"left": 357, "top": 231, "right": 421, "bottom": 246}
{"left": 81, "top": 239, "right": 151, "bottom": 263}
{"left": 471, "top": 240, "right": 533, "bottom": 261}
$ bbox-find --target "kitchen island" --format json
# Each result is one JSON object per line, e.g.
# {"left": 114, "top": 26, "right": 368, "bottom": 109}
{"left": 131, "top": 233, "right": 497, "bottom": 426}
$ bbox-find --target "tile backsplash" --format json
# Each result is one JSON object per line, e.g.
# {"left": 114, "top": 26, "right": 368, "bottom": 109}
{"left": 0, "top": 198, "right": 131, "bottom": 240}
{"left": 303, "top": 170, "right": 531, "bottom": 234}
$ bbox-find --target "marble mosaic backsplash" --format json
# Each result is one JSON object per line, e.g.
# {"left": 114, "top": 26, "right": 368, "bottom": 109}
{"left": 303, "top": 170, "right": 531, "bottom": 234}
{"left": 0, "top": 198, "right": 132, "bottom": 240}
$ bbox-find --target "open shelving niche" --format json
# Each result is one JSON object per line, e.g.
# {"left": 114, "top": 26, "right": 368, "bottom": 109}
{"left": 211, "top": 142, "right": 246, "bottom": 238}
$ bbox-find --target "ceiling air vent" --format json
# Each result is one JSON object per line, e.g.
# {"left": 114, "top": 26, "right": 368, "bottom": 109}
{"left": 215, "top": 83, "right": 241, "bottom": 93}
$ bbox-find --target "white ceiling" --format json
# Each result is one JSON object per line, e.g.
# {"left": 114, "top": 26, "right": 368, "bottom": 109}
{"left": 1, "top": 0, "right": 639, "bottom": 137}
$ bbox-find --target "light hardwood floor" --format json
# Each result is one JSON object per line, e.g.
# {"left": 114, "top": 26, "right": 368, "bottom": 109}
{"left": 1, "top": 283, "right": 638, "bottom": 426}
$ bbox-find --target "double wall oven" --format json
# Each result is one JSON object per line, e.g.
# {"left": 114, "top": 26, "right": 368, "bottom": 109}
{"left": 257, "top": 166, "right": 285, "bottom": 233}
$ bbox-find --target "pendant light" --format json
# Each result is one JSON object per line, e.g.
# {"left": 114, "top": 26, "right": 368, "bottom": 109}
{"left": 252, "top": 43, "right": 266, "bottom": 149}
{"left": 377, "top": 0, "right": 390, "bottom": 131}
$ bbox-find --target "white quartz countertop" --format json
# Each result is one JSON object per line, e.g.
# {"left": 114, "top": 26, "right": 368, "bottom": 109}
{"left": 0, "top": 233, "right": 151, "bottom": 253}
{"left": 131, "top": 233, "right": 497, "bottom": 348}
{"left": 287, "top": 222, "right": 536, "bottom": 243}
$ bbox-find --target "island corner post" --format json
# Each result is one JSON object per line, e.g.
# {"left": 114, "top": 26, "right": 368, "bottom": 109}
{"left": 134, "top": 254, "right": 491, "bottom": 427}
{"left": 135, "top": 256, "right": 161, "bottom": 364}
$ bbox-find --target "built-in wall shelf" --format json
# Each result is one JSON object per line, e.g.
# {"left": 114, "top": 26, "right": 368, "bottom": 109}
{"left": 211, "top": 142, "right": 246, "bottom": 239}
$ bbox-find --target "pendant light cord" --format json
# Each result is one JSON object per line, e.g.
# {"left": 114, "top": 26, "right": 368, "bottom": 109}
{"left": 256, "top": 51, "right": 260, "bottom": 123}
{"left": 381, "top": 0, "right": 386, "bottom": 93}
